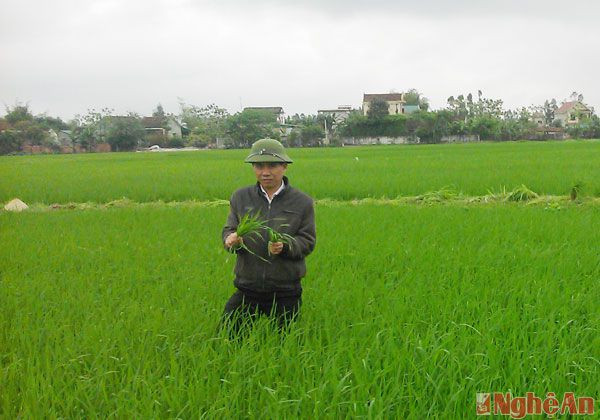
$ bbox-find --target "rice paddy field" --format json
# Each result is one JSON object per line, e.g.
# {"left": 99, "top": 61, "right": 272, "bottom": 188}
{"left": 1, "top": 140, "right": 600, "bottom": 418}
{"left": 1, "top": 140, "right": 600, "bottom": 204}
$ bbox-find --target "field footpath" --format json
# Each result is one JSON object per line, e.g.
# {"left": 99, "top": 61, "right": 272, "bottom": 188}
{"left": 3, "top": 194, "right": 600, "bottom": 213}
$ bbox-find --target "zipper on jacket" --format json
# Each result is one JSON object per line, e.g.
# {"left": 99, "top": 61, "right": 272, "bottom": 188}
{"left": 262, "top": 199, "right": 272, "bottom": 291}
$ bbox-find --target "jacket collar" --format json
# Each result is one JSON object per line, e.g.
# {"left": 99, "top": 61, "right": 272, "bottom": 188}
{"left": 255, "top": 176, "right": 290, "bottom": 197}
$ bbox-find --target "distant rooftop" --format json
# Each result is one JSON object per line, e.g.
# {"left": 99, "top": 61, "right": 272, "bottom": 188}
{"left": 363, "top": 93, "right": 405, "bottom": 102}
{"left": 318, "top": 106, "right": 354, "bottom": 113}
{"left": 243, "top": 106, "right": 284, "bottom": 113}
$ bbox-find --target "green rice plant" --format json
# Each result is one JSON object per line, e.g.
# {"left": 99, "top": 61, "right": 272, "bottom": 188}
{"left": 1, "top": 205, "right": 600, "bottom": 418}
{"left": 507, "top": 184, "right": 538, "bottom": 202}
{"left": 232, "top": 212, "right": 269, "bottom": 262}
{"left": 265, "top": 226, "right": 296, "bottom": 256}
{"left": 2, "top": 141, "right": 600, "bottom": 204}
{"left": 236, "top": 211, "right": 266, "bottom": 238}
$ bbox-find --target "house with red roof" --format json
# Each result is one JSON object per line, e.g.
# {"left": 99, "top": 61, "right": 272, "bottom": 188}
{"left": 555, "top": 101, "right": 593, "bottom": 126}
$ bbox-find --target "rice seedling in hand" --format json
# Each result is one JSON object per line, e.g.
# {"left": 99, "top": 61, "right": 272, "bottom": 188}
{"left": 236, "top": 212, "right": 266, "bottom": 239}
{"left": 266, "top": 226, "right": 296, "bottom": 256}
{"left": 232, "top": 212, "right": 269, "bottom": 262}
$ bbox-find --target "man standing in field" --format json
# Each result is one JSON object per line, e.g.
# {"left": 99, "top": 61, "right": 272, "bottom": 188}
{"left": 221, "top": 138, "right": 316, "bottom": 333}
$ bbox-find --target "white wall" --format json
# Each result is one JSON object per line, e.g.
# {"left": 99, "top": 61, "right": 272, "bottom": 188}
{"left": 343, "top": 136, "right": 420, "bottom": 145}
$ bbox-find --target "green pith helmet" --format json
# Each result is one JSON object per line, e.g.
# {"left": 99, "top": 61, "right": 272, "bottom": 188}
{"left": 244, "top": 138, "right": 293, "bottom": 163}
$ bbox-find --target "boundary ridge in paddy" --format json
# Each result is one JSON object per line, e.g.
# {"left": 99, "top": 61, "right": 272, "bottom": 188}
{"left": 3, "top": 194, "right": 600, "bottom": 213}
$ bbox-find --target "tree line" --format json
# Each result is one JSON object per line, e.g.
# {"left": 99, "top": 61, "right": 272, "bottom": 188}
{"left": 340, "top": 90, "right": 599, "bottom": 143}
{"left": 1, "top": 91, "right": 599, "bottom": 155}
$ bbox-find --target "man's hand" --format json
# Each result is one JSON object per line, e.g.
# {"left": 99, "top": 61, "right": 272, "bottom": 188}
{"left": 268, "top": 241, "right": 284, "bottom": 255}
{"left": 225, "top": 232, "right": 243, "bottom": 249}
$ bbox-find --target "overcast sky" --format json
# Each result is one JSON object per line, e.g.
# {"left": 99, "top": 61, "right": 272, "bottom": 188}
{"left": 1, "top": 0, "right": 599, "bottom": 120}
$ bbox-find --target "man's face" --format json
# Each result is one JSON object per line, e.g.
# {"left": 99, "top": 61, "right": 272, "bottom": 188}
{"left": 253, "top": 162, "right": 287, "bottom": 190}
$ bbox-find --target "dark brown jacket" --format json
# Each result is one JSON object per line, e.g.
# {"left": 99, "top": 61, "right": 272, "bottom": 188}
{"left": 222, "top": 176, "right": 316, "bottom": 294}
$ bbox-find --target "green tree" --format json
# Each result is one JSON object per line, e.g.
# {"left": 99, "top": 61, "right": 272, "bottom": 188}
{"left": 406, "top": 111, "right": 436, "bottom": 143}
{"left": 152, "top": 103, "right": 169, "bottom": 129}
{"left": 542, "top": 99, "right": 558, "bottom": 125}
{"left": 300, "top": 124, "right": 324, "bottom": 147}
{"left": 13, "top": 120, "right": 50, "bottom": 146}
{"left": 286, "top": 113, "right": 316, "bottom": 125}
{"left": 105, "top": 114, "right": 145, "bottom": 152}
{"left": 566, "top": 115, "right": 600, "bottom": 139}
{"left": 339, "top": 112, "right": 408, "bottom": 139}
{"left": 430, "top": 110, "right": 454, "bottom": 141}
{"left": 367, "top": 99, "right": 389, "bottom": 119}
{"left": 0, "top": 104, "right": 72, "bottom": 153}
{"left": 468, "top": 116, "right": 501, "bottom": 140}
{"left": 382, "top": 114, "right": 408, "bottom": 137}
{"left": 340, "top": 113, "right": 370, "bottom": 138}
{"left": 499, "top": 109, "right": 537, "bottom": 141}
{"left": 4, "top": 103, "right": 34, "bottom": 124}
{"left": 286, "top": 130, "right": 300, "bottom": 147}
{"left": 34, "top": 115, "right": 68, "bottom": 131}
{"left": 0, "top": 130, "right": 23, "bottom": 155}
{"left": 448, "top": 90, "right": 503, "bottom": 121}
{"left": 70, "top": 108, "right": 114, "bottom": 151}
{"left": 153, "top": 103, "right": 166, "bottom": 119}
{"left": 448, "top": 119, "right": 468, "bottom": 135}
{"left": 224, "top": 109, "right": 278, "bottom": 148}
{"left": 178, "top": 101, "right": 228, "bottom": 146}
{"left": 404, "top": 88, "right": 430, "bottom": 111}
{"left": 316, "top": 114, "right": 337, "bottom": 142}
{"left": 447, "top": 95, "right": 468, "bottom": 122}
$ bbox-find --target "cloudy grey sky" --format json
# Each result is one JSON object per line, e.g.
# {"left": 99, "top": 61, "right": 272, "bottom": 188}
{"left": 1, "top": 0, "right": 599, "bottom": 120}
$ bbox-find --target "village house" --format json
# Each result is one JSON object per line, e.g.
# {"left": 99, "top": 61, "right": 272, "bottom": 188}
{"left": 141, "top": 116, "right": 186, "bottom": 138}
{"left": 48, "top": 129, "right": 73, "bottom": 145}
{"left": 317, "top": 105, "right": 354, "bottom": 125}
{"left": 243, "top": 106, "right": 285, "bottom": 124}
{"left": 531, "top": 112, "right": 545, "bottom": 127}
{"left": 555, "top": 101, "right": 593, "bottom": 126}
{"left": 362, "top": 93, "right": 420, "bottom": 116}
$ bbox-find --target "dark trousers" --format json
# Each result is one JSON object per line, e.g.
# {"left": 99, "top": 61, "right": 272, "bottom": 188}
{"left": 220, "top": 289, "right": 302, "bottom": 336}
